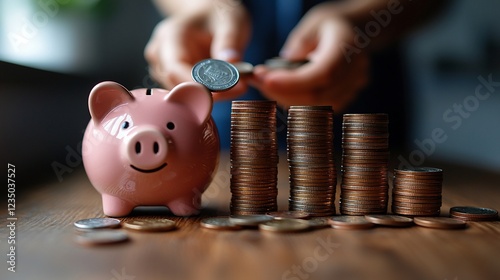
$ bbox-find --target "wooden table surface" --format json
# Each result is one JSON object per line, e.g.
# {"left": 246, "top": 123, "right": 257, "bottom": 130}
{"left": 1, "top": 151, "right": 500, "bottom": 280}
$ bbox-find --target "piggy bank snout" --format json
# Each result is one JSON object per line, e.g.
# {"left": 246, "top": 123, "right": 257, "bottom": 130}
{"left": 123, "top": 126, "right": 168, "bottom": 170}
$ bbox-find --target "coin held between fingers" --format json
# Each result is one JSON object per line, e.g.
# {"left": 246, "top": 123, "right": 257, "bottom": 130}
{"left": 192, "top": 59, "right": 239, "bottom": 92}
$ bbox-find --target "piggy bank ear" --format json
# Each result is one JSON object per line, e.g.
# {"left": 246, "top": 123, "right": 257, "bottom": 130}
{"left": 89, "top": 81, "right": 134, "bottom": 123}
{"left": 164, "top": 82, "right": 213, "bottom": 124}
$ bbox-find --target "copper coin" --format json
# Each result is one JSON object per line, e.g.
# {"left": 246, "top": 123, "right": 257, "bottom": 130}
{"left": 414, "top": 217, "right": 466, "bottom": 229}
{"left": 392, "top": 209, "right": 440, "bottom": 217}
{"left": 364, "top": 215, "right": 413, "bottom": 227}
{"left": 122, "top": 218, "right": 176, "bottom": 232}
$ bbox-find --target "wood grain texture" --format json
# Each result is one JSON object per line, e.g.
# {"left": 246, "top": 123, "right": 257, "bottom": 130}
{"left": 1, "top": 152, "right": 499, "bottom": 280}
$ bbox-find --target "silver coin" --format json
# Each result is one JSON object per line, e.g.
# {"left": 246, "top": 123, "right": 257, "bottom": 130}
{"left": 259, "top": 218, "right": 310, "bottom": 233}
{"left": 75, "top": 230, "right": 129, "bottom": 246}
{"left": 307, "top": 217, "right": 331, "bottom": 228}
{"left": 192, "top": 59, "right": 239, "bottom": 91}
{"left": 200, "top": 217, "right": 242, "bottom": 230}
{"left": 229, "top": 214, "right": 274, "bottom": 226}
{"left": 74, "top": 218, "right": 121, "bottom": 229}
{"left": 328, "top": 216, "right": 373, "bottom": 226}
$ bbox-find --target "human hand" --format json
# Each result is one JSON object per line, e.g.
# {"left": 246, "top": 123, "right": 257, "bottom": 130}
{"left": 145, "top": 0, "right": 251, "bottom": 101}
{"left": 250, "top": 2, "right": 369, "bottom": 111}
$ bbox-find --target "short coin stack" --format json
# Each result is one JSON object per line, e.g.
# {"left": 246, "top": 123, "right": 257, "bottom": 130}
{"left": 449, "top": 206, "right": 498, "bottom": 221}
{"left": 392, "top": 167, "right": 443, "bottom": 216}
{"left": 340, "top": 114, "right": 389, "bottom": 215}
{"left": 287, "top": 106, "right": 336, "bottom": 217}
{"left": 230, "top": 101, "right": 279, "bottom": 215}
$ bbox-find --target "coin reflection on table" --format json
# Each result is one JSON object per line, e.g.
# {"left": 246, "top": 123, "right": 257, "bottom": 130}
{"left": 74, "top": 230, "right": 129, "bottom": 246}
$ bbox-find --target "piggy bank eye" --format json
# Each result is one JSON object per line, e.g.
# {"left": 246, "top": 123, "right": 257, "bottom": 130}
{"left": 166, "top": 122, "right": 175, "bottom": 130}
{"left": 121, "top": 121, "right": 130, "bottom": 129}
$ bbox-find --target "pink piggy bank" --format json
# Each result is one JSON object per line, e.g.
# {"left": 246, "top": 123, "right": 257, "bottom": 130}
{"left": 82, "top": 81, "right": 219, "bottom": 217}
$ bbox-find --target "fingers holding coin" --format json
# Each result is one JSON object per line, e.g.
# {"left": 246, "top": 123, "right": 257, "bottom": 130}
{"left": 192, "top": 58, "right": 249, "bottom": 101}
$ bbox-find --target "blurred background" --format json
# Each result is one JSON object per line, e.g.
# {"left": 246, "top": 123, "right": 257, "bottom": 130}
{"left": 1, "top": 0, "right": 499, "bottom": 187}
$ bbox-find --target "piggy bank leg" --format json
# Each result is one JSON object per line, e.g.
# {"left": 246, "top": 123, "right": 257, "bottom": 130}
{"left": 102, "top": 194, "right": 134, "bottom": 217}
{"left": 167, "top": 196, "right": 201, "bottom": 216}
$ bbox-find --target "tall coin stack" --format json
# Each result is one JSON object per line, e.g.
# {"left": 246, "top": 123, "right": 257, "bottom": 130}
{"left": 340, "top": 114, "right": 389, "bottom": 215}
{"left": 230, "top": 101, "right": 278, "bottom": 215}
{"left": 392, "top": 167, "right": 443, "bottom": 216}
{"left": 287, "top": 106, "right": 336, "bottom": 217}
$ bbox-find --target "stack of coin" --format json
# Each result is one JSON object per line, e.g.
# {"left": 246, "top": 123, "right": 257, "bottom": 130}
{"left": 392, "top": 167, "right": 443, "bottom": 216}
{"left": 449, "top": 206, "right": 498, "bottom": 221}
{"left": 287, "top": 106, "right": 336, "bottom": 217}
{"left": 340, "top": 114, "right": 389, "bottom": 215}
{"left": 230, "top": 101, "right": 278, "bottom": 215}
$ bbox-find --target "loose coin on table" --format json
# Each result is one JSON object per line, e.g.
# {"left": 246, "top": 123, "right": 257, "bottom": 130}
{"left": 329, "top": 216, "right": 374, "bottom": 230}
{"left": 414, "top": 217, "right": 466, "bottom": 229}
{"left": 192, "top": 59, "right": 239, "bottom": 92}
{"left": 122, "top": 218, "right": 176, "bottom": 232}
{"left": 259, "top": 218, "right": 310, "bottom": 233}
{"left": 449, "top": 206, "right": 499, "bottom": 221}
{"left": 229, "top": 215, "right": 274, "bottom": 226}
{"left": 75, "top": 230, "right": 129, "bottom": 246}
{"left": 267, "top": 211, "right": 310, "bottom": 220}
{"left": 307, "top": 217, "right": 331, "bottom": 229}
{"left": 364, "top": 215, "right": 414, "bottom": 227}
{"left": 74, "top": 218, "right": 121, "bottom": 229}
{"left": 200, "top": 217, "right": 243, "bottom": 230}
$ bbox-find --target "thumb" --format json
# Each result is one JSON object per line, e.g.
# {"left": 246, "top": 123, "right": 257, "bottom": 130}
{"left": 211, "top": 10, "right": 250, "bottom": 62}
{"left": 280, "top": 18, "right": 318, "bottom": 61}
